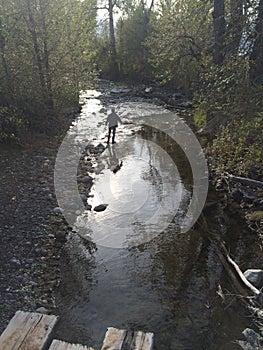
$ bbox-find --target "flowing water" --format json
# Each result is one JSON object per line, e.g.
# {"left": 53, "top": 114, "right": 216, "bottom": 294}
{"left": 54, "top": 89, "right": 260, "bottom": 349}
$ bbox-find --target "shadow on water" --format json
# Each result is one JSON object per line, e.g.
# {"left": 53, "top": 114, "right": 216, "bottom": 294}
{"left": 54, "top": 91, "right": 258, "bottom": 350}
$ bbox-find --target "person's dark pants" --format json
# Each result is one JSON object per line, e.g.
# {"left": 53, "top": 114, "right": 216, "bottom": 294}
{"left": 107, "top": 126, "right": 117, "bottom": 143}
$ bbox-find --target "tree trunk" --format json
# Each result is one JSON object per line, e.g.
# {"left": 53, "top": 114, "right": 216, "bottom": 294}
{"left": 213, "top": 0, "right": 226, "bottom": 65}
{"left": 249, "top": 0, "right": 263, "bottom": 83}
{"left": 108, "top": 0, "right": 119, "bottom": 80}
{"left": 39, "top": 0, "right": 54, "bottom": 110}
{"left": 25, "top": 0, "right": 46, "bottom": 95}
{"left": 226, "top": 0, "right": 244, "bottom": 56}
{"left": 0, "top": 22, "right": 14, "bottom": 99}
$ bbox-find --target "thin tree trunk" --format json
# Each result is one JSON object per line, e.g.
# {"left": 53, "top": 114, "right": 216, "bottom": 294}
{"left": 25, "top": 0, "right": 46, "bottom": 96}
{"left": 226, "top": 0, "right": 244, "bottom": 56}
{"left": 213, "top": 0, "right": 226, "bottom": 65}
{"left": 39, "top": 0, "right": 54, "bottom": 110}
{"left": 249, "top": 0, "right": 263, "bottom": 83}
{"left": 0, "top": 37, "right": 13, "bottom": 95}
{"left": 108, "top": 0, "right": 119, "bottom": 80}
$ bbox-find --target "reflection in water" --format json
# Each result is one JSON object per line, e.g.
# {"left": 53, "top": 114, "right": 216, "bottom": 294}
{"left": 75, "top": 133, "right": 187, "bottom": 248}
{"left": 55, "top": 92, "right": 249, "bottom": 350}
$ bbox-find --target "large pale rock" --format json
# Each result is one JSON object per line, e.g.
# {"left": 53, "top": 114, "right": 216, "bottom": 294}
{"left": 244, "top": 269, "right": 263, "bottom": 288}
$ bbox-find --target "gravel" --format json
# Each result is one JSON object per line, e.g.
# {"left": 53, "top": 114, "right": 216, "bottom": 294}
{"left": 0, "top": 131, "right": 74, "bottom": 333}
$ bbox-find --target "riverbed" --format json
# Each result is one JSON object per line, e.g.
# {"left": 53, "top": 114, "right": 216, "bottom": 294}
{"left": 53, "top": 89, "right": 261, "bottom": 350}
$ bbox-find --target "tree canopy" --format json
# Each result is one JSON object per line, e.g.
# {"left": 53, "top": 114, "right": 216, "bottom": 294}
{"left": 0, "top": 0, "right": 262, "bottom": 148}
{"left": 0, "top": 0, "right": 97, "bottom": 141}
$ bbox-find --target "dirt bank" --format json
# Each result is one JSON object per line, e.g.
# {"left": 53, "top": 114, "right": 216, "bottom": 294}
{"left": 0, "top": 116, "right": 76, "bottom": 333}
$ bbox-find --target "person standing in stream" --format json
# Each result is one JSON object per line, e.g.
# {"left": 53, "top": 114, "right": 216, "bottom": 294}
{"left": 106, "top": 107, "right": 122, "bottom": 144}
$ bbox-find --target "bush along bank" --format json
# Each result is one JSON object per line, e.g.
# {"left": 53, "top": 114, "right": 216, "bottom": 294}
{"left": 197, "top": 112, "right": 263, "bottom": 349}
{"left": 206, "top": 114, "right": 263, "bottom": 240}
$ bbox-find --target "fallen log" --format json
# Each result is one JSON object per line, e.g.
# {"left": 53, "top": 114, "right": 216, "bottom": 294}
{"left": 211, "top": 240, "right": 263, "bottom": 306}
{"left": 226, "top": 173, "right": 263, "bottom": 189}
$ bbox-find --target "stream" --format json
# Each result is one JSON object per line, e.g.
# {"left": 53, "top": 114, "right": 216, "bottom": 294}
{"left": 53, "top": 89, "right": 260, "bottom": 350}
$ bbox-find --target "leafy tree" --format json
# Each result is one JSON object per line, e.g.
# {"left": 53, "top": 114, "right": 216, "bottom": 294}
{"left": 146, "top": 0, "right": 212, "bottom": 92}
{"left": 96, "top": 0, "right": 120, "bottom": 79}
{"left": 116, "top": 0, "right": 154, "bottom": 80}
{"left": 249, "top": 0, "right": 263, "bottom": 82}
{"left": 0, "top": 0, "right": 97, "bottom": 141}
{"left": 213, "top": 0, "right": 226, "bottom": 65}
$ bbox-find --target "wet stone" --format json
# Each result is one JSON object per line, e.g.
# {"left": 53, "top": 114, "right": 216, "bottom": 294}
{"left": 80, "top": 194, "right": 88, "bottom": 203}
{"left": 25, "top": 259, "right": 34, "bottom": 265}
{"left": 16, "top": 275, "right": 24, "bottom": 283}
{"left": 36, "top": 307, "right": 50, "bottom": 314}
{"left": 30, "top": 281, "right": 38, "bottom": 290}
{"left": 231, "top": 189, "right": 244, "bottom": 203}
{"left": 53, "top": 207, "right": 63, "bottom": 215}
{"left": 55, "top": 231, "right": 67, "bottom": 241}
{"left": 78, "top": 175, "right": 93, "bottom": 185}
{"left": 5, "top": 292, "right": 14, "bottom": 300}
{"left": 34, "top": 248, "right": 43, "bottom": 256}
{"left": 244, "top": 269, "right": 263, "bottom": 288}
{"left": 94, "top": 204, "right": 108, "bottom": 212}
{"left": 86, "top": 204, "right": 92, "bottom": 211}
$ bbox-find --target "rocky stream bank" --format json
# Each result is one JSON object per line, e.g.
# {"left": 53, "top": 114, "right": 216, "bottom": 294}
{"left": 0, "top": 115, "right": 77, "bottom": 333}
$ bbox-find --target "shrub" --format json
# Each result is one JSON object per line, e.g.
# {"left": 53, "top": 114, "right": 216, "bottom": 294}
{"left": 208, "top": 114, "right": 263, "bottom": 179}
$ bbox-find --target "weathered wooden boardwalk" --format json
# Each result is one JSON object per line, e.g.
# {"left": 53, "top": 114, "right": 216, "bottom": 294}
{"left": 0, "top": 311, "right": 154, "bottom": 350}
{"left": 101, "top": 327, "right": 153, "bottom": 350}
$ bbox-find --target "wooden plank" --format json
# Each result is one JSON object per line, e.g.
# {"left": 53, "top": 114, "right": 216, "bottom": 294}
{"left": 0, "top": 311, "right": 58, "bottom": 350}
{"left": 49, "top": 339, "right": 94, "bottom": 350}
{"left": 100, "top": 328, "right": 126, "bottom": 350}
{"left": 133, "top": 331, "right": 154, "bottom": 350}
{"left": 100, "top": 328, "right": 154, "bottom": 350}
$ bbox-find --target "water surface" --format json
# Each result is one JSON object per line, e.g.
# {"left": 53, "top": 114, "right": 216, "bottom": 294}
{"left": 54, "top": 90, "right": 256, "bottom": 350}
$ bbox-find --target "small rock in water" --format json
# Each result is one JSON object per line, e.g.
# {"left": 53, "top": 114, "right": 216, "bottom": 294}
{"left": 80, "top": 194, "right": 88, "bottom": 203}
{"left": 80, "top": 175, "right": 93, "bottom": 184}
{"left": 244, "top": 269, "right": 263, "bottom": 288}
{"left": 99, "top": 107, "right": 107, "bottom": 114}
{"left": 86, "top": 204, "right": 92, "bottom": 211}
{"left": 96, "top": 143, "right": 105, "bottom": 149}
{"left": 94, "top": 204, "right": 108, "bottom": 212}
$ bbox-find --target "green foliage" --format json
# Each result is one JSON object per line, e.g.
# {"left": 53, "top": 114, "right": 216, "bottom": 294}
{"left": 146, "top": 0, "right": 212, "bottom": 92}
{"left": 208, "top": 115, "right": 263, "bottom": 179}
{"left": 195, "top": 58, "right": 250, "bottom": 117}
{"left": 116, "top": 4, "right": 152, "bottom": 79}
{"left": 95, "top": 21, "right": 111, "bottom": 78}
{"left": 0, "top": 106, "right": 24, "bottom": 143}
{"left": 193, "top": 108, "right": 207, "bottom": 128}
{"left": 0, "top": 0, "right": 98, "bottom": 142}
